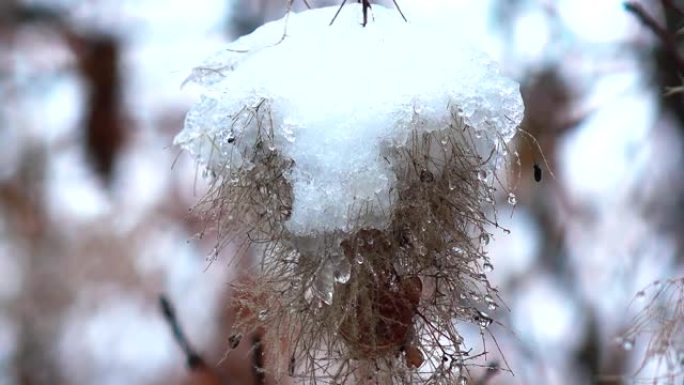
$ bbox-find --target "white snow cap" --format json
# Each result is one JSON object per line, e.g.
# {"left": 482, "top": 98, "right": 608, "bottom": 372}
{"left": 175, "top": 4, "right": 523, "bottom": 236}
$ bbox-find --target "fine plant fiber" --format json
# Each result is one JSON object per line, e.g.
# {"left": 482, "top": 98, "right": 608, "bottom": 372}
{"left": 194, "top": 97, "right": 506, "bottom": 385}
{"left": 619, "top": 278, "right": 684, "bottom": 385}
{"left": 192, "top": 98, "right": 294, "bottom": 264}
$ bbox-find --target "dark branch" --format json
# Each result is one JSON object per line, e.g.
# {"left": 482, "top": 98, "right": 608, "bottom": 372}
{"left": 624, "top": 1, "right": 684, "bottom": 75}
{"left": 252, "top": 334, "right": 265, "bottom": 385}
{"left": 159, "top": 294, "right": 204, "bottom": 370}
{"left": 662, "top": 0, "right": 684, "bottom": 19}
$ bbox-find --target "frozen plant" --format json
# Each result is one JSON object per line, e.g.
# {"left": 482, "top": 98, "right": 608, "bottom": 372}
{"left": 175, "top": 4, "right": 523, "bottom": 384}
{"left": 619, "top": 279, "right": 684, "bottom": 384}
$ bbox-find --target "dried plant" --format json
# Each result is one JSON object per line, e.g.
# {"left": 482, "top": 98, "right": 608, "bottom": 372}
{"left": 175, "top": 4, "right": 524, "bottom": 383}
{"left": 184, "top": 96, "right": 511, "bottom": 384}
{"left": 620, "top": 278, "right": 684, "bottom": 384}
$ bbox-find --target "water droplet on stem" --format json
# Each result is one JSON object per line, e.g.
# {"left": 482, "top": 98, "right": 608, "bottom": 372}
{"left": 507, "top": 192, "right": 517, "bottom": 205}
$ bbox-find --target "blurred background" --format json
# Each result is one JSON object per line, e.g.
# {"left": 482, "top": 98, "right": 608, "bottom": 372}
{"left": 0, "top": 0, "right": 683, "bottom": 384}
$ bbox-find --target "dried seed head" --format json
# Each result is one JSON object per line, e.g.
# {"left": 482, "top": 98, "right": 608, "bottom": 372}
{"left": 175, "top": 4, "right": 522, "bottom": 384}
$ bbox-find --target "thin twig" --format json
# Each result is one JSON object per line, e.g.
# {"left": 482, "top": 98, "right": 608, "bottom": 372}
{"left": 329, "top": 0, "right": 348, "bottom": 26}
{"left": 330, "top": 0, "right": 408, "bottom": 26}
{"left": 391, "top": 0, "right": 408, "bottom": 22}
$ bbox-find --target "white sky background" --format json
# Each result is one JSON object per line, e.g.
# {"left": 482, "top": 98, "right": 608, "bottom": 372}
{"left": 1, "top": 0, "right": 681, "bottom": 384}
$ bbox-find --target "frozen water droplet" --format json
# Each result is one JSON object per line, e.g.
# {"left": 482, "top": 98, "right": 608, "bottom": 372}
{"left": 470, "top": 293, "right": 480, "bottom": 301}
{"left": 313, "top": 261, "right": 335, "bottom": 305}
{"left": 484, "top": 295, "right": 497, "bottom": 310}
{"left": 459, "top": 293, "right": 467, "bottom": 300}
{"left": 622, "top": 338, "right": 634, "bottom": 351}
{"left": 355, "top": 254, "right": 364, "bottom": 264}
{"left": 479, "top": 233, "right": 490, "bottom": 246}
{"left": 483, "top": 262, "right": 494, "bottom": 272}
{"left": 476, "top": 311, "right": 492, "bottom": 328}
{"left": 282, "top": 122, "right": 296, "bottom": 143}
{"left": 258, "top": 309, "right": 268, "bottom": 321}
{"left": 334, "top": 270, "right": 349, "bottom": 283}
{"left": 333, "top": 257, "right": 351, "bottom": 284}
{"left": 507, "top": 192, "right": 517, "bottom": 205}
{"left": 314, "top": 288, "right": 333, "bottom": 305}
{"left": 477, "top": 170, "right": 488, "bottom": 181}
{"left": 452, "top": 246, "right": 464, "bottom": 256}
{"left": 304, "top": 287, "right": 313, "bottom": 302}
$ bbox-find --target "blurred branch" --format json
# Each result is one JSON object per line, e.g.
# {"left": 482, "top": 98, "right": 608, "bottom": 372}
{"left": 624, "top": 1, "right": 684, "bottom": 76}
{"left": 62, "top": 22, "right": 127, "bottom": 184}
{"left": 1, "top": 1, "right": 125, "bottom": 184}
{"left": 73, "top": 33, "right": 125, "bottom": 184}
{"left": 662, "top": 0, "right": 684, "bottom": 18}
{"left": 0, "top": 2, "right": 64, "bottom": 28}
{"left": 159, "top": 295, "right": 222, "bottom": 385}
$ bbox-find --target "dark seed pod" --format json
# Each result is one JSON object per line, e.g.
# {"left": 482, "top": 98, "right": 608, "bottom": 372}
{"left": 405, "top": 344, "right": 424, "bottom": 369}
{"left": 533, "top": 163, "right": 542, "bottom": 182}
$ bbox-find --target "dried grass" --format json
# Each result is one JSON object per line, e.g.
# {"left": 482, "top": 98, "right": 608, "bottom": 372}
{"left": 192, "top": 99, "right": 507, "bottom": 384}
{"left": 619, "top": 278, "right": 684, "bottom": 384}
